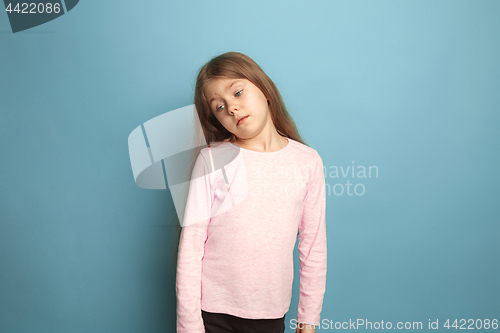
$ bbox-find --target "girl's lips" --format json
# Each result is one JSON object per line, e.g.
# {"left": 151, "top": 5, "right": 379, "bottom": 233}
{"left": 237, "top": 115, "right": 249, "bottom": 126}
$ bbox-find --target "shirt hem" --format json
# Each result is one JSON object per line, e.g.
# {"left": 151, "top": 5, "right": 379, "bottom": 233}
{"left": 201, "top": 305, "right": 288, "bottom": 320}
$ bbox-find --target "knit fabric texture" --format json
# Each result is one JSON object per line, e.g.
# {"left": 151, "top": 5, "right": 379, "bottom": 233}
{"left": 176, "top": 138, "right": 327, "bottom": 332}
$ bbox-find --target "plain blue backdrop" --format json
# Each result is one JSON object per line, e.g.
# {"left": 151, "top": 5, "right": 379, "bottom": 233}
{"left": 1, "top": 0, "right": 499, "bottom": 332}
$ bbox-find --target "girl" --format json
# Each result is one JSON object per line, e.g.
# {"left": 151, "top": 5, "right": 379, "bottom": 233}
{"left": 176, "top": 52, "right": 327, "bottom": 333}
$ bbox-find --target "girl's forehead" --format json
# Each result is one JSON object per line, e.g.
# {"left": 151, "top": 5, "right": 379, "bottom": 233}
{"left": 207, "top": 77, "right": 248, "bottom": 89}
{"left": 204, "top": 77, "right": 250, "bottom": 97}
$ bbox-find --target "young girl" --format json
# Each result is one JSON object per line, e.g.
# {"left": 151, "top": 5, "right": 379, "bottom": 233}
{"left": 176, "top": 52, "right": 327, "bottom": 333}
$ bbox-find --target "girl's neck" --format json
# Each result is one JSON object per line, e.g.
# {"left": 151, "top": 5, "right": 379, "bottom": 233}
{"left": 229, "top": 131, "right": 288, "bottom": 153}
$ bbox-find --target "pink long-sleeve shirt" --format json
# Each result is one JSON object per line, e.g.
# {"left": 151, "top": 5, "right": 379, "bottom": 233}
{"left": 176, "top": 137, "right": 327, "bottom": 332}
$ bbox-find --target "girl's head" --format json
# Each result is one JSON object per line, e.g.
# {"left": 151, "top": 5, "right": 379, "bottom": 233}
{"left": 194, "top": 51, "right": 306, "bottom": 145}
{"left": 171, "top": 52, "right": 308, "bottom": 268}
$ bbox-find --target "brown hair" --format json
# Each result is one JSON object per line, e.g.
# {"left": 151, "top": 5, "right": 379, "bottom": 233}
{"left": 195, "top": 51, "right": 307, "bottom": 145}
{"left": 171, "top": 51, "right": 308, "bottom": 270}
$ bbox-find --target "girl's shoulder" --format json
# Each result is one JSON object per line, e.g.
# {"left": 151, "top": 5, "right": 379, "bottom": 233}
{"left": 288, "top": 138, "right": 321, "bottom": 157}
{"left": 199, "top": 139, "right": 236, "bottom": 158}
{"left": 207, "top": 140, "right": 230, "bottom": 149}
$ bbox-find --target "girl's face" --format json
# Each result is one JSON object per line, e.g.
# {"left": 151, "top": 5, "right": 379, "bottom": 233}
{"left": 204, "top": 78, "right": 273, "bottom": 140}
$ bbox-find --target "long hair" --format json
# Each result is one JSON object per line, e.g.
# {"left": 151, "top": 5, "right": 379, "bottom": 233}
{"left": 171, "top": 51, "right": 308, "bottom": 270}
{"left": 195, "top": 52, "right": 307, "bottom": 144}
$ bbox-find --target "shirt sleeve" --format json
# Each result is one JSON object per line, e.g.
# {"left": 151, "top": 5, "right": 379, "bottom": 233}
{"left": 297, "top": 152, "right": 327, "bottom": 326}
{"left": 176, "top": 151, "right": 213, "bottom": 333}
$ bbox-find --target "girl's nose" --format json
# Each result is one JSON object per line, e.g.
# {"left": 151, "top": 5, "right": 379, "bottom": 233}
{"left": 227, "top": 102, "right": 238, "bottom": 114}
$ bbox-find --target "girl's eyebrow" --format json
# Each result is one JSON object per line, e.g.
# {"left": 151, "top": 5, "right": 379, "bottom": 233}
{"left": 209, "top": 79, "right": 244, "bottom": 105}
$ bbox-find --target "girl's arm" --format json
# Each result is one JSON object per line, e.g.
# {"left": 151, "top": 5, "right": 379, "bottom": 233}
{"left": 296, "top": 152, "right": 327, "bottom": 330}
{"left": 176, "top": 152, "right": 213, "bottom": 333}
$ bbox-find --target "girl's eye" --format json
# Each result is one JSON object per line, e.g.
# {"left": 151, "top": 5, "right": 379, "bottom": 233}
{"left": 214, "top": 90, "right": 242, "bottom": 112}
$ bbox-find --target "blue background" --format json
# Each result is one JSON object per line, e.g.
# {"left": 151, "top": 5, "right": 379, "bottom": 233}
{"left": 1, "top": 0, "right": 499, "bottom": 332}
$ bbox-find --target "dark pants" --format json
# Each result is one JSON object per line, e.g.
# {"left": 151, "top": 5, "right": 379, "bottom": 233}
{"left": 201, "top": 310, "right": 286, "bottom": 333}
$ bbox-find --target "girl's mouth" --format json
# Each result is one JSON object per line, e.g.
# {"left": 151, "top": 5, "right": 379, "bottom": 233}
{"left": 237, "top": 115, "right": 249, "bottom": 126}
